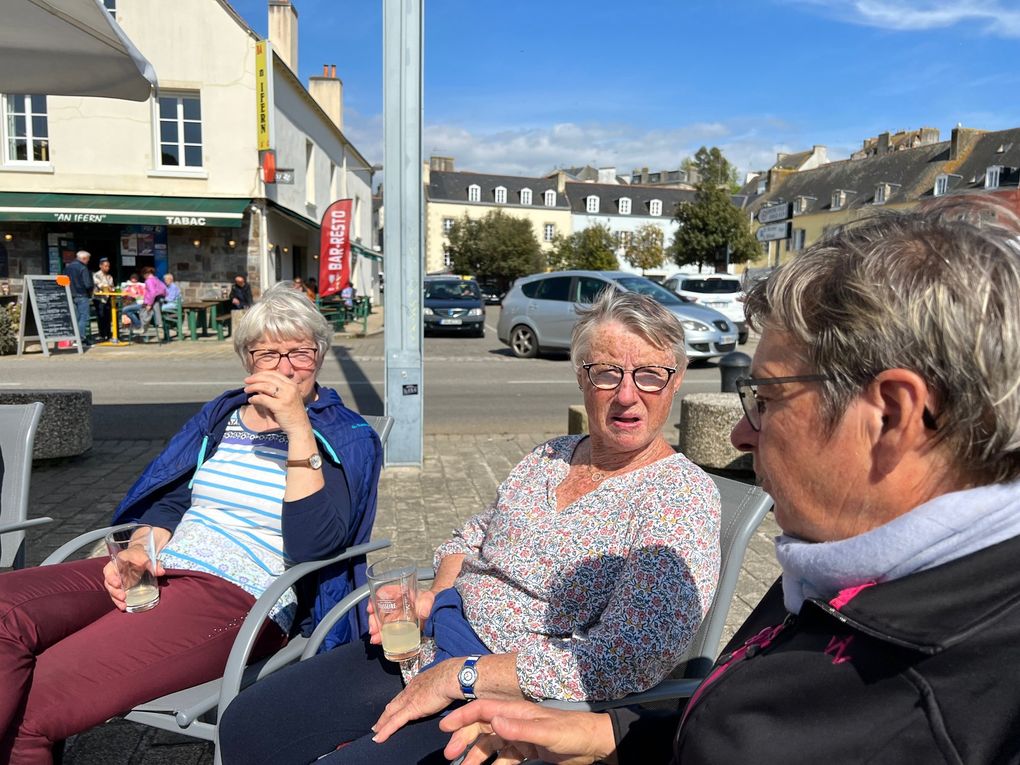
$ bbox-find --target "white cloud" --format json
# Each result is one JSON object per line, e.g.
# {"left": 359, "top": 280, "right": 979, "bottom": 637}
{"left": 791, "top": 0, "right": 1020, "bottom": 37}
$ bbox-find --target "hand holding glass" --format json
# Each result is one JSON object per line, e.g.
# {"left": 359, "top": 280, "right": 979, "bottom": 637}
{"left": 105, "top": 525, "right": 160, "bottom": 613}
{"left": 368, "top": 556, "right": 421, "bottom": 661}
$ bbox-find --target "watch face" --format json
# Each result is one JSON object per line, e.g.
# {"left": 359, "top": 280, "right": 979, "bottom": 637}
{"left": 309, "top": 454, "right": 323, "bottom": 469}
{"left": 459, "top": 666, "right": 478, "bottom": 686}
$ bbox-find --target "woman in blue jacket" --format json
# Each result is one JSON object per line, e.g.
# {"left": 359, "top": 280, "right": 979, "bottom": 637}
{"left": 0, "top": 283, "right": 382, "bottom": 764}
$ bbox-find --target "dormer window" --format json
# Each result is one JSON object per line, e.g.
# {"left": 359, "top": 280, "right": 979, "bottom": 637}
{"left": 543, "top": 189, "right": 556, "bottom": 207}
{"left": 874, "top": 184, "right": 887, "bottom": 205}
{"left": 520, "top": 188, "right": 533, "bottom": 206}
{"left": 831, "top": 190, "right": 846, "bottom": 210}
{"left": 756, "top": 178, "right": 767, "bottom": 195}
{"left": 468, "top": 184, "right": 481, "bottom": 202}
{"left": 649, "top": 199, "right": 663, "bottom": 216}
{"left": 934, "top": 174, "right": 949, "bottom": 197}
{"left": 494, "top": 186, "right": 507, "bottom": 204}
{"left": 618, "top": 197, "right": 632, "bottom": 215}
{"left": 986, "top": 166, "right": 1002, "bottom": 190}
{"left": 795, "top": 196, "right": 810, "bottom": 214}
{"left": 586, "top": 195, "right": 600, "bottom": 214}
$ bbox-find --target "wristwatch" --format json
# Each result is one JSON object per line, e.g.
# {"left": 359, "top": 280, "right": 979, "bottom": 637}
{"left": 286, "top": 453, "right": 323, "bottom": 470}
{"left": 458, "top": 655, "right": 481, "bottom": 700}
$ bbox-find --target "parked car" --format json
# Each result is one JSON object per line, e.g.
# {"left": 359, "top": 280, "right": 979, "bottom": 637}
{"left": 423, "top": 277, "right": 486, "bottom": 337}
{"left": 475, "top": 277, "right": 509, "bottom": 305}
{"left": 497, "top": 270, "right": 738, "bottom": 360}
{"left": 662, "top": 273, "right": 748, "bottom": 344}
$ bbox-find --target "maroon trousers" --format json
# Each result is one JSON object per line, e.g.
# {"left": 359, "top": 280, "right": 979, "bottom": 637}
{"left": 0, "top": 558, "right": 286, "bottom": 765}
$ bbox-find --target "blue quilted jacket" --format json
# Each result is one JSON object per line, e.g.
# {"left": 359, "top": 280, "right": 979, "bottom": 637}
{"left": 112, "top": 386, "right": 382, "bottom": 650}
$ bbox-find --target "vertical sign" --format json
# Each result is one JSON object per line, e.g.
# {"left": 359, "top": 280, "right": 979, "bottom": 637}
{"left": 255, "top": 41, "right": 272, "bottom": 151}
{"left": 17, "top": 275, "right": 82, "bottom": 356}
{"left": 319, "top": 199, "right": 352, "bottom": 297}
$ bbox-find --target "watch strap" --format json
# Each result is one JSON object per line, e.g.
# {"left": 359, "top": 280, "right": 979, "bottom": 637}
{"left": 459, "top": 654, "right": 481, "bottom": 700}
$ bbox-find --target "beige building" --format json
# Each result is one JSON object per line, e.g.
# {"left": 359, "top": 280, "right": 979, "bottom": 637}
{"left": 0, "top": 0, "right": 377, "bottom": 300}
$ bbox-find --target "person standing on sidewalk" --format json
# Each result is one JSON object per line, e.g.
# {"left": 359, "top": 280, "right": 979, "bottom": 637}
{"left": 231, "top": 273, "right": 254, "bottom": 309}
{"left": 92, "top": 257, "right": 114, "bottom": 342}
{"left": 65, "top": 250, "right": 93, "bottom": 346}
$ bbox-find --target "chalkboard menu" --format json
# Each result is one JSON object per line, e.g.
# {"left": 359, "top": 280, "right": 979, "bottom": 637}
{"left": 17, "top": 276, "right": 82, "bottom": 356}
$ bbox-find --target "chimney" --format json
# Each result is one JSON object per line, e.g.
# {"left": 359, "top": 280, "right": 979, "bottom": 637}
{"left": 268, "top": 0, "right": 299, "bottom": 73}
{"left": 309, "top": 63, "right": 344, "bottom": 132}
{"left": 950, "top": 126, "right": 982, "bottom": 162}
{"left": 877, "top": 132, "right": 890, "bottom": 155}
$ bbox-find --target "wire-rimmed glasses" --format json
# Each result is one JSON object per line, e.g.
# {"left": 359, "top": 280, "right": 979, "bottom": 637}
{"left": 582, "top": 362, "right": 678, "bottom": 392}
{"left": 249, "top": 347, "right": 318, "bottom": 371}
{"left": 735, "top": 374, "right": 832, "bottom": 431}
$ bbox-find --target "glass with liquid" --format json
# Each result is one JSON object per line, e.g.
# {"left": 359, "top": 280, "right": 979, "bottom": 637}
{"left": 367, "top": 556, "right": 421, "bottom": 661}
{"left": 105, "top": 525, "right": 160, "bottom": 613}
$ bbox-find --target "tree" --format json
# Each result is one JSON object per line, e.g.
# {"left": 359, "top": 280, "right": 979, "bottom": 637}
{"left": 548, "top": 224, "right": 618, "bottom": 271}
{"left": 682, "top": 146, "right": 740, "bottom": 193}
{"left": 669, "top": 185, "right": 759, "bottom": 271}
{"left": 622, "top": 223, "right": 665, "bottom": 275}
{"left": 445, "top": 210, "right": 544, "bottom": 283}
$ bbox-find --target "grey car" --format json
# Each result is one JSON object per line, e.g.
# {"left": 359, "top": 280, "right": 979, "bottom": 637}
{"left": 423, "top": 277, "right": 486, "bottom": 337}
{"left": 497, "top": 270, "right": 738, "bottom": 360}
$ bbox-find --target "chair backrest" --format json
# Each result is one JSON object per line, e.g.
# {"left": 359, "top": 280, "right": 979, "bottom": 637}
{"left": 673, "top": 473, "right": 773, "bottom": 678}
{"left": 360, "top": 414, "right": 394, "bottom": 447}
{"left": 0, "top": 402, "right": 45, "bottom": 568}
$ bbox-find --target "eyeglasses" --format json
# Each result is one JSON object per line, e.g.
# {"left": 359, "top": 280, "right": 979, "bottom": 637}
{"left": 582, "top": 362, "right": 678, "bottom": 392}
{"left": 735, "top": 374, "right": 832, "bottom": 431}
{"left": 249, "top": 347, "right": 318, "bottom": 370}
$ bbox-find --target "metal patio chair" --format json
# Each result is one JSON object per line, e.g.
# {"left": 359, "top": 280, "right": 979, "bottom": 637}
{"left": 0, "top": 402, "right": 52, "bottom": 569}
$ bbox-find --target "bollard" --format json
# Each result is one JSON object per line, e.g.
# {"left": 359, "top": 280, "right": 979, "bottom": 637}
{"left": 718, "top": 351, "right": 752, "bottom": 393}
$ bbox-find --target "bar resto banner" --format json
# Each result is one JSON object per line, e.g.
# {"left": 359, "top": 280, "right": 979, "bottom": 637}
{"left": 318, "top": 198, "right": 352, "bottom": 297}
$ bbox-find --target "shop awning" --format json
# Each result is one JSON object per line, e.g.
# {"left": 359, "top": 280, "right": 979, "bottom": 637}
{"left": 0, "top": 193, "right": 251, "bottom": 227}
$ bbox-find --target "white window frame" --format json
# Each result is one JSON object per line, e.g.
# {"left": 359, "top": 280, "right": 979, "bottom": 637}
{"left": 874, "top": 184, "right": 886, "bottom": 205}
{"left": 103, "top": 0, "right": 116, "bottom": 17}
{"left": 789, "top": 228, "right": 806, "bottom": 251}
{"left": 494, "top": 186, "right": 507, "bottom": 204}
{"left": 831, "top": 190, "right": 844, "bottom": 210}
{"left": 756, "top": 178, "right": 767, "bottom": 194}
{"left": 986, "top": 165, "right": 1002, "bottom": 190}
{"left": 543, "top": 223, "right": 555, "bottom": 242}
{"left": 2, "top": 94, "right": 49, "bottom": 165}
{"left": 520, "top": 188, "right": 532, "bottom": 206}
{"left": 617, "top": 230, "right": 633, "bottom": 247}
{"left": 586, "top": 196, "right": 600, "bottom": 214}
{"left": 467, "top": 184, "right": 481, "bottom": 202}
{"left": 649, "top": 199, "right": 662, "bottom": 216}
{"left": 442, "top": 217, "right": 454, "bottom": 235}
{"left": 934, "top": 174, "right": 949, "bottom": 197}
{"left": 155, "top": 92, "right": 203, "bottom": 170}
{"left": 618, "top": 197, "right": 632, "bottom": 215}
{"left": 543, "top": 189, "right": 556, "bottom": 207}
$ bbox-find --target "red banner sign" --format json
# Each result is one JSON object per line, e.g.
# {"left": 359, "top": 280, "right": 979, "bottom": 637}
{"left": 318, "top": 199, "right": 352, "bottom": 297}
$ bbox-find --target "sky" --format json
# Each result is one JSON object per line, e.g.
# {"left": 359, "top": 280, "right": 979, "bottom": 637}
{"left": 227, "top": 0, "right": 1020, "bottom": 182}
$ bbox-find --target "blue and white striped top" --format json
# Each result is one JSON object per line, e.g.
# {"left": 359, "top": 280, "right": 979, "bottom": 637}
{"left": 159, "top": 409, "right": 297, "bottom": 633}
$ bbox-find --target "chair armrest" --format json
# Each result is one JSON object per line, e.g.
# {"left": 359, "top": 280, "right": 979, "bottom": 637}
{"left": 540, "top": 678, "right": 703, "bottom": 712}
{"left": 210, "top": 538, "right": 392, "bottom": 723}
{"left": 0, "top": 517, "right": 54, "bottom": 534}
{"left": 41, "top": 524, "right": 136, "bottom": 565}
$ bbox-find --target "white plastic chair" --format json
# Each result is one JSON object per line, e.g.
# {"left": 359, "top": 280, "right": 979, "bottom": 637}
{"left": 0, "top": 402, "right": 52, "bottom": 569}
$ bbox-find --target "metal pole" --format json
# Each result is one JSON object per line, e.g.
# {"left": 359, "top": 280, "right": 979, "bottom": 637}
{"left": 381, "top": 0, "right": 424, "bottom": 466}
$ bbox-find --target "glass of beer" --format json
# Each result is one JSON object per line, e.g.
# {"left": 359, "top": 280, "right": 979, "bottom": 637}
{"left": 105, "top": 525, "right": 160, "bottom": 613}
{"left": 367, "top": 556, "right": 421, "bottom": 661}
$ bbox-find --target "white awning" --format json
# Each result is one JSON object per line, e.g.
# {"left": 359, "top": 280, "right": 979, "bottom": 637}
{"left": 0, "top": 0, "right": 157, "bottom": 101}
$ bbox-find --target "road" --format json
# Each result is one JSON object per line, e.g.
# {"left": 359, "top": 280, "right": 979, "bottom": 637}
{"left": 0, "top": 307, "right": 754, "bottom": 439}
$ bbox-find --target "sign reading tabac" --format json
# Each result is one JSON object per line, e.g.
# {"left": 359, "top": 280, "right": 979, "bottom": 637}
{"left": 256, "top": 41, "right": 271, "bottom": 151}
{"left": 319, "top": 199, "right": 353, "bottom": 297}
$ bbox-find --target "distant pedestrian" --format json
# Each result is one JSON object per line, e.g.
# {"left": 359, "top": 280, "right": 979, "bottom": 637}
{"left": 138, "top": 266, "right": 167, "bottom": 334}
{"left": 65, "top": 250, "right": 93, "bottom": 346}
{"left": 163, "top": 273, "right": 182, "bottom": 312}
{"left": 293, "top": 276, "right": 315, "bottom": 301}
{"left": 92, "top": 257, "right": 114, "bottom": 342}
{"left": 231, "top": 274, "right": 254, "bottom": 309}
{"left": 340, "top": 283, "right": 354, "bottom": 309}
{"left": 120, "top": 273, "right": 145, "bottom": 330}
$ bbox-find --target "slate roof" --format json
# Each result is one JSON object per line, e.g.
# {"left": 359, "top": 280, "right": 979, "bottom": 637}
{"left": 427, "top": 170, "right": 571, "bottom": 209}
{"left": 563, "top": 182, "right": 697, "bottom": 216}
{"left": 943, "top": 127, "right": 1020, "bottom": 194}
{"left": 774, "top": 150, "right": 813, "bottom": 171}
{"left": 749, "top": 140, "right": 952, "bottom": 215}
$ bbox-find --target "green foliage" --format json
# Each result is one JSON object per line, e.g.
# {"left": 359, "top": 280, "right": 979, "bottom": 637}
{"left": 445, "top": 210, "right": 544, "bottom": 282}
{"left": 669, "top": 186, "right": 759, "bottom": 271}
{"left": 0, "top": 302, "right": 20, "bottom": 355}
{"left": 683, "top": 146, "right": 741, "bottom": 193}
{"left": 548, "top": 224, "right": 619, "bottom": 271}
{"left": 622, "top": 224, "right": 665, "bottom": 275}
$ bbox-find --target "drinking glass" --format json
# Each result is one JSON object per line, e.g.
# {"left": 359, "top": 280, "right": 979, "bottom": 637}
{"left": 367, "top": 556, "right": 420, "bottom": 661}
{"left": 105, "top": 525, "right": 160, "bottom": 613}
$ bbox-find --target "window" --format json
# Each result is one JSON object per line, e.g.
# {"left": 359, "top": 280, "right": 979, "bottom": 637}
{"left": 304, "top": 140, "right": 315, "bottom": 206}
{"left": 618, "top": 197, "right": 632, "bottom": 215}
{"left": 986, "top": 166, "right": 1002, "bottom": 189}
{"left": 442, "top": 217, "right": 454, "bottom": 235}
{"left": 543, "top": 189, "right": 556, "bottom": 207}
{"left": 543, "top": 223, "right": 555, "bottom": 242}
{"left": 831, "top": 190, "right": 845, "bottom": 210}
{"left": 520, "top": 188, "right": 532, "bottom": 206}
{"left": 494, "top": 185, "right": 507, "bottom": 204}
{"left": 103, "top": 0, "right": 116, "bottom": 17}
{"left": 795, "top": 196, "right": 809, "bottom": 214}
{"left": 157, "top": 93, "right": 202, "bottom": 168}
{"left": 874, "top": 184, "right": 886, "bottom": 205}
{"left": 521, "top": 275, "right": 571, "bottom": 301}
{"left": 649, "top": 199, "right": 662, "bottom": 216}
{"left": 576, "top": 276, "right": 613, "bottom": 304}
{"left": 756, "top": 178, "right": 767, "bottom": 194}
{"left": 586, "top": 196, "right": 600, "bottom": 214}
{"left": 788, "top": 229, "right": 806, "bottom": 251}
{"left": 616, "top": 230, "right": 633, "bottom": 247}
{"left": 443, "top": 250, "right": 453, "bottom": 269}
{"left": 468, "top": 184, "right": 481, "bottom": 202}
{"left": 934, "top": 174, "right": 949, "bottom": 197}
{"left": 3, "top": 94, "right": 49, "bottom": 163}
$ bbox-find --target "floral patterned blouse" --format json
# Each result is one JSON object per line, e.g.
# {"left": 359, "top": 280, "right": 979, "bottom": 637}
{"left": 429, "top": 435, "right": 720, "bottom": 702}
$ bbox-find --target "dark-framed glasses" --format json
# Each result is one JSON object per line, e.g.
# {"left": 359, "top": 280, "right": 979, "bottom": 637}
{"left": 582, "top": 362, "right": 677, "bottom": 392}
{"left": 249, "top": 347, "right": 318, "bottom": 370}
{"left": 735, "top": 374, "right": 832, "bottom": 431}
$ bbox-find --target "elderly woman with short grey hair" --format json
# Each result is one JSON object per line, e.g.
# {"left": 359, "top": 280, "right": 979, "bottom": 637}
{"left": 218, "top": 288, "right": 720, "bottom": 765}
{"left": 0, "top": 283, "right": 382, "bottom": 763}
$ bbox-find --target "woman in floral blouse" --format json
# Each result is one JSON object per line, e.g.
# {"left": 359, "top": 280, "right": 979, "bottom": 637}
{"left": 219, "top": 289, "right": 721, "bottom": 765}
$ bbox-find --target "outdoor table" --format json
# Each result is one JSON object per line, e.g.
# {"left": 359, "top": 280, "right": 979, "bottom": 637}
{"left": 183, "top": 299, "right": 231, "bottom": 339}
{"left": 95, "top": 291, "right": 130, "bottom": 347}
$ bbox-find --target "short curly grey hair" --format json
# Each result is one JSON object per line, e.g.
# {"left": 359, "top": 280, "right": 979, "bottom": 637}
{"left": 570, "top": 288, "right": 687, "bottom": 370}
{"left": 233, "top": 282, "right": 332, "bottom": 372}
{"left": 744, "top": 196, "right": 1020, "bottom": 485}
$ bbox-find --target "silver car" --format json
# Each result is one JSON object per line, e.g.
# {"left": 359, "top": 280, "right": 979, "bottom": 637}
{"left": 662, "top": 273, "right": 748, "bottom": 345}
{"left": 497, "top": 270, "right": 738, "bottom": 360}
